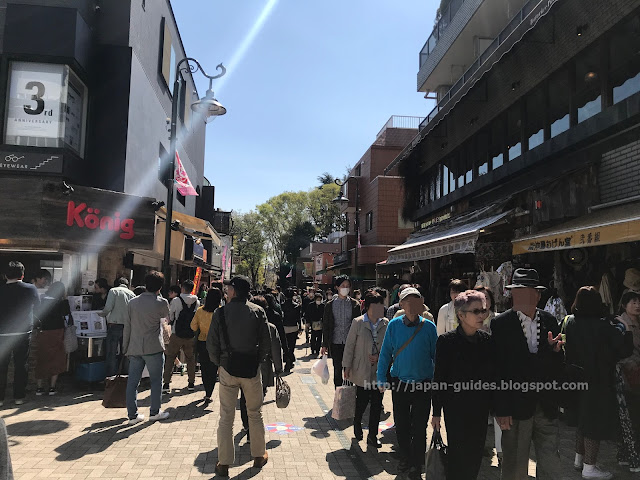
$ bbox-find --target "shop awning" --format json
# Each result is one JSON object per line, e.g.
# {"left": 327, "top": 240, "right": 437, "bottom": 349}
{"left": 512, "top": 202, "right": 640, "bottom": 254}
{"left": 386, "top": 211, "right": 510, "bottom": 264}
{"left": 157, "top": 207, "right": 220, "bottom": 245}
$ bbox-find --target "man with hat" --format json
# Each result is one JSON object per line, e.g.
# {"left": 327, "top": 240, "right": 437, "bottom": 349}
{"left": 206, "top": 275, "right": 272, "bottom": 477}
{"left": 377, "top": 287, "right": 437, "bottom": 479}
{"left": 491, "top": 268, "right": 565, "bottom": 480}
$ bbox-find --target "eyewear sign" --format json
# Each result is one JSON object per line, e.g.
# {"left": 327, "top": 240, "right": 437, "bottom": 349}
{"left": 5, "top": 62, "right": 64, "bottom": 140}
{"left": 0, "top": 150, "right": 63, "bottom": 174}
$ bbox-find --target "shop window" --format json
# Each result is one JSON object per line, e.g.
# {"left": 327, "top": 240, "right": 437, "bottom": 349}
{"left": 549, "top": 67, "right": 571, "bottom": 138}
{"left": 489, "top": 117, "right": 504, "bottom": 170}
{"left": 442, "top": 164, "right": 450, "bottom": 195}
{"left": 525, "top": 87, "right": 545, "bottom": 150}
{"left": 429, "top": 174, "right": 436, "bottom": 203}
{"left": 160, "top": 17, "right": 177, "bottom": 93}
{"left": 355, "top": 164, "right": 362, "bottom": 176}
{"left": 506, "top": 103, "right": 522, "bottom": 161}
{"left": 5, "top": 62, "right": 88, "bottom": 157}
{"left": 366, "top": 211, "right": 373, "bottom": 232}
{"left": 458, "top": 173, "right": 465, "bottom": 187}
{"left": 418, "top": 182, "right": 427, "bottom": 208}
{"left": 450, "top": 168, "right": 456, "bottom": 192}
{"left": 576, "top": 43, "right": 602, "bottom": 123}
{"left": 610, "top": 15, "right": 640, "bottom": 104}
{"left": 435, "top": 167, "right": 441, "bottom": 200}
{"left": 40, "top": 260, "right": 63, "bottom": 283}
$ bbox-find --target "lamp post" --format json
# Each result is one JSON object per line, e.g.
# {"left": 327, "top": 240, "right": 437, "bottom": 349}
{"left": 333, "top": 177, "right": 359, "bottom": 283}
{"left": 163, "top": 58, "right": 226, "bottom": 289}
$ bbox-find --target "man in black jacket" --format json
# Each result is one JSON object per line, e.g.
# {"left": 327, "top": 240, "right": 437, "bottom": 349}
{"left": 491, "top": 269, "right": 565, "bottom": 480}
{"left": 282, "top": 288, "right": 302, "bottom": 371}
{"left": 0, "top": 262, "right": 40, "bottom": 406}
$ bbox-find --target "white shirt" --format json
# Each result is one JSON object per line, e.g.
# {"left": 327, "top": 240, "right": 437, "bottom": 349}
{"left": 517, "top": 310, "right": 540, "bottom": 354}
{"left": 437, "top": 301, "right": 457, "bottom": 336}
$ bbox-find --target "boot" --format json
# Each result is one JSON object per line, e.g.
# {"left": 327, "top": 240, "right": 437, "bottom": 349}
{"left": 253, "top": 452, "right": 268, "bottom": 469}
{"left": 215, "top": 463, "right": 229, "bottom": 477}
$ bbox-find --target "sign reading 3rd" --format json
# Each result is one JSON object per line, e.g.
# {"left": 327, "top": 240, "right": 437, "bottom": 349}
{"left": 23, "top": 81, "right": 50, "bottom": 116}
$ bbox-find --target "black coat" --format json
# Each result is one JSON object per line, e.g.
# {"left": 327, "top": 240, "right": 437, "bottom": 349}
{"left": 491, "top": 309, "right": 563, "bottom": 420}
{"left": 563, "top": 315, "right": 628, "bottom": 439}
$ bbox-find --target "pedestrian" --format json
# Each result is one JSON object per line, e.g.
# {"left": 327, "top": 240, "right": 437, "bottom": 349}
{"left": 376, "top": 287, "right": 437, "bottom": 479}
{"left": 373, "top": 287, "right": 389, "bottom": 316}
{"left": 615, "top": 290, "right": 640, "bottom": 472}
{"left": 353, "top": 289, "right": 363, "bottom": 312}
{"left": 163, "top": 280, "right": 199, "bottom": 393}
{"left": 474, "top": 285, "right": 496, "bottom": 332}
{"left": 306, "top": 292, "right": 324, "bottom": 356}
{"left": 198, "top": 283, "right": 208, "bottom": 301}
{"left": 386, "top": 284, "right": 411, "bottom": 320}
{"left": 98, "top": 277, "right": 135, "bottom": 377}
{"left": 92, "top": 278, "right": 110, "bottom": 310}
{"left": 166, "top": 285, "right": 185, "bottom": 374}
{"left": 321, "top": 275, "right": 361, "bottom": 388}
{"left": 431, "top": 289, "right": 496, "bottom": 480}
{"left": 436, "top": 278, "right": 466, "bottom": 335}
{"left": 343, "top": 290, "right": 388, "bottom": 448}
{"left": 282, "top": 288, "right": 302, "bottom": 372}
{"left": 264, "top": 293, "right": 286, "bottom": 352}
{"left": 491, "top": 268, "right": 564, "bottom": 480}
{"left": 0, "top": 261, "right": 40, "bottom": 406}
{"left": 190, "top": 287, "right": 222, "bottom": 404}
{"left": 391, "top": 285, "right": 434, "bottom": 322}
{"left": 562, "top": 286, "right": 629, "bottom": 479}
{"left": 33, "top": 281, "right": 69, "bottom": 396}
{"left": 123, "top": 270, "right": 170, "bottom": 424}
{"left": 31, "top": 269, "right": 51, "bottom": 298}
{"left": 207, "top": 275, "right": 271, "bottom": 477}
{"left": 239, "top": 295, "right": 284, "bottom": 444}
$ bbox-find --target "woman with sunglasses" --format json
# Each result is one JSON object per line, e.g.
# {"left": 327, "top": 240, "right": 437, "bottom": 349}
{"left": 431, "top": 290, "right": 496, "bottom": 479}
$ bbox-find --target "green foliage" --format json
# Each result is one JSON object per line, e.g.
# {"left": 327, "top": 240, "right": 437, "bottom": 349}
{"left": 308, "top": 183, "right": 345, "bottom": 238}
{"left": 284, "top": 221, "right": 317, "bottom": 263}
{"left": 230, "top": 211, "right": 265, "bottom": 287}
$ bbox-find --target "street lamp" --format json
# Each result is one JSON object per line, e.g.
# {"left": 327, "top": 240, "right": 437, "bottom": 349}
{"left": 333, "top": 177, "right": 359, "bottom": 282}
{"left": 163, "top": 58, "right": 226, "bottom": 289}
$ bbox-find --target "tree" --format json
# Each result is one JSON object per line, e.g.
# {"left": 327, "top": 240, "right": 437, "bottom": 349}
{"left": 230, "top": 211, "right": 265, "bottom": 287}
{"left": 317, "top": 172, "right": 335, "bottom": 186}
{"left": 284, "top": 221, "right": 317, "bottom": 264}
{"left": 308, "top": 183, "right": 345, "bottom": 238}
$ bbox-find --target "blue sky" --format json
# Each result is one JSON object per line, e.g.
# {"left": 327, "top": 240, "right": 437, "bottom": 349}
{"left": 171, "top": 0, "right": 438, "bottom": 213}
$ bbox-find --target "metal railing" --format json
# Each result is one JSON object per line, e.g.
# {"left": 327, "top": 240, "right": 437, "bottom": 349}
{"left": 376, "top": 116, "right": 424, "bottom": 138}
{"left": 419, "top": 0, "right": 466, "bottom": 68}
{"left": 418, "top": 0, "right": 545, "bottom": 132}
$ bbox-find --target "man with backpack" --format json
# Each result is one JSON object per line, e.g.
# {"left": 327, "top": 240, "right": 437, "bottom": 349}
{"left": 163, "top": 280, "right": 200, "bottom": 393}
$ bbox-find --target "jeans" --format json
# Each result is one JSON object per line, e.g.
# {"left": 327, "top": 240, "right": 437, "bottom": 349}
{"left": 197, "top": 341, "right": 216, "bottom": 397}
{"left": 126, "top": 352, "right": 164, "bottom": 419}
{"left": 105, "top": 324, "right": 125, "bottom": 377}
{"left": 355, "top": 386, "right": 383, "bottom": 438}
{"left": 0, "top": 334, "right": 31, "bottom": 401}
{"left": 391, "top": 382, "right": 431, "bottom": 469}
{"left": 330, "top": 343, "right": 345, "bottom": 388}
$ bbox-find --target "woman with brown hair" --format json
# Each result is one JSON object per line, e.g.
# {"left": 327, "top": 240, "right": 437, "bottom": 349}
{"left": 562, "top": 286, "right": 629, "bottom": 479}
{"left": 34, "top": 281, "right": 70, "bottom": 396}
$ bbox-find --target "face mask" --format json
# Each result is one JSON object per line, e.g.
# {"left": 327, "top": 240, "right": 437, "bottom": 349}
{"left": 339, "top": 288, "right": 350, "bottom": 297}
{"left": 315, "top": 300, "right": 322, "bottom": 305}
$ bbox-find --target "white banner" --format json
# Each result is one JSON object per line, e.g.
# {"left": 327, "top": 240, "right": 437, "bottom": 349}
{"left": 5, "top": 62, "right": 65, "bottom": 140}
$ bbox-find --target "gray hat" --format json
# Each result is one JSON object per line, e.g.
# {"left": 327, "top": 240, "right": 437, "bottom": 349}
{"left": 506, "top": 269, "right": 546, "bottom": 290}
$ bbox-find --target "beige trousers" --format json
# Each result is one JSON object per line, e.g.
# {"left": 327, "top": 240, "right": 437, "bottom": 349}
{"left": 500, "top": 406, "right": 561, "bottom": 480}
{"left": 217, "top": 367, "right": 266, "bottom": 465}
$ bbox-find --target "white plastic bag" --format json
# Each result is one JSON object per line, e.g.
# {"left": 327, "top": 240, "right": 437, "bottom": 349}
{"left": 312, "top": 354, "right": 330, "bottom": 384}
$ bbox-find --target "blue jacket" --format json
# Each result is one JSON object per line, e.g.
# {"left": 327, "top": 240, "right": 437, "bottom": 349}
{"left": 376, "top": 315, "right": 437, "bottom": 384}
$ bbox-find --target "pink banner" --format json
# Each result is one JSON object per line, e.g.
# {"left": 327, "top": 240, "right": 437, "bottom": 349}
{"left": 175, "top": 152, "right": 198, "bottom": 196}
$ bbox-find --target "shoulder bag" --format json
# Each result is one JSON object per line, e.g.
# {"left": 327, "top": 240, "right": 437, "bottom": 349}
{"left": 219, "top": 307, "right": 260, "bottom": 379}
{"left": 102, "top": 358, "right": 127, "bottom": 408}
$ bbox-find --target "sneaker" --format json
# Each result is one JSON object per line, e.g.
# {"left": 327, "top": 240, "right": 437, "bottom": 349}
{"left": 128, "top": 414, "right": 144, "bottom": 425}
{"left": 162, "top": 384, "right": 170, "bottom": 394}
{"left": 187, "top": 383, "right": 195, "bottom": 392}
{"left": 582, "top": 465, "right": 613, "bottom": 479}
{"left": 203, "top": 396, "right": 212, "bottom": 405}
{"left": 149, "top": 410, "right": 169, "bottom": 421}
{"left": 35, "top": 388, "right": 45, "bottom": 396}
{"left": 575, "top": 453, "right": 584, "bottom": 470}
{"left": 14, "top": 398, "right": 25, "bottom": 405}
{"left": 48, "top": 387, "right": 57, "bottom": 396}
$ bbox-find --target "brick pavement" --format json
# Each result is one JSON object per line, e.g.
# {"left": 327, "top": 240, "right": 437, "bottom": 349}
{"left": 2, "top": 341, "right": 638, "bottom": 479}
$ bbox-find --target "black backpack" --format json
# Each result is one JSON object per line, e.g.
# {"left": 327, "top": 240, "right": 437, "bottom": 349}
{"left": 175, "top": 297, "right": 197, "bottom": 339}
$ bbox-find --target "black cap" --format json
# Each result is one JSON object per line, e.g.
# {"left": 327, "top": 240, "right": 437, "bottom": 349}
{"left": 223, "top": 275, "right": 251, "bottom": 294}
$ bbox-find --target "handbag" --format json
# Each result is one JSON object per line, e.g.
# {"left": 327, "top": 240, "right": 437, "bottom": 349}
{"left": 275, "top": 376, "right": 291, "bottom": 408}
{"left": 102, "top": 358, "right": 127, "bottom": 408}
{"left": 425, "top": 430, "right": 448, "bottom": 479}
{"left": 331, "top": 381, "right": 356, "bottom": 420}
{"left": 387, "top": 320, "right": 424, "bottom": 386}
{"left": 219, "top": 307, "right": 260, "bottom": 379}
{"left": 63, "top": 317, "right": 78, "bottom": 354}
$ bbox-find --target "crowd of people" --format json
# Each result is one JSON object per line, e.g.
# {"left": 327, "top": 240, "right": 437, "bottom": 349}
{"left": 0, "top": 259, "right": 639, "bottom": 480}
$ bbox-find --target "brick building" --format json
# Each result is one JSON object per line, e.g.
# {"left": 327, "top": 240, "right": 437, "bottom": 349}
{"left": 384, "top": 0, "right": 640, "bottom": 313}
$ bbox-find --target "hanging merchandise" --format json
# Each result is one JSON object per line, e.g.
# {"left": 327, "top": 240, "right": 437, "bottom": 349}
{"left": 544, "top": 296, "right": 567, "bottom": 323}
{"left": 496, "top": 261, "right": 514, "bottom": 299}
{"left": 599, "top": 272, "right": 616, "bottom": 315}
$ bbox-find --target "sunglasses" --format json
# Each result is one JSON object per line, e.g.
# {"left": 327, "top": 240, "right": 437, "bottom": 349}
{"left": 462, "top": 308, "right": 488, "bottom": 315}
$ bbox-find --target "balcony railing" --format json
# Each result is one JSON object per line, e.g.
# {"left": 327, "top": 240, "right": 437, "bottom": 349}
{"left": 419, "top": 0, "right": 466, "bottom": 68}
{"left": 376, "top": 115, "right": 424, "bottom": 138}
{"left": 419, "top": 0, "right": 544, "bottom": 132}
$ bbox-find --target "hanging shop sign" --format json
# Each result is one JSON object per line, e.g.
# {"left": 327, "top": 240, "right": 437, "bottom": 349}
{"left": 0, "top": 150, "right": 63, "bottom": 173}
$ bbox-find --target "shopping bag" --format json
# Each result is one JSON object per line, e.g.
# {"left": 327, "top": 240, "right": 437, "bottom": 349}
{"left": 63, "top": 325, "right": 78, "bottom": 354}
{"left": 312, "top": 354, "right": 330, "bottom": 384}
{"left": 275, "top": 376, "right": 291, "bottom": 408}
{"left": 425, "top": 430, "right": 448, "bottom": 479}
{"left": 102, "top": 359, "right": 127, "bottom": 408}
{"left": 331, "top": 383, "right": 356, "bottom": 420}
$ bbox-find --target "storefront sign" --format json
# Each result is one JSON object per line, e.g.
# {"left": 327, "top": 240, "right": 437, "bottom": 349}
{"left": 66, "top": 201, "right": 136, "bottom": 240}
{"left": 512, "top": 219, "right": 640, "bottom": 255}
{"left": 0, "top": 150, "right": 63, "bottom": 173}
{"left": 192, "top": 267, "right": 202, "bottom": 295}
{"left": 419, "top": 212, "right": 451, "bottom": 230}
{"left": 387, "top": 235, "right": 477, "bottom": 264}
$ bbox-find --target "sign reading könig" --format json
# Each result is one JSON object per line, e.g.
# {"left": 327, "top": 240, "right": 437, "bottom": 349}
{"left": 66, "top": 201, "right": 136, "bottom": 240}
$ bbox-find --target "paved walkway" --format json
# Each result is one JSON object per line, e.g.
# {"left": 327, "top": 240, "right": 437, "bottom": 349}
{"left": 3, "top": 341, "right": 637, "bottom": 479}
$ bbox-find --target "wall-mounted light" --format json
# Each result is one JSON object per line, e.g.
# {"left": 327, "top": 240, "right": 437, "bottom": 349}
{"left": 584, "top": 71, "right": 598, "bottom": 82}
{"left": 576, "top": 24, "right": 588, "bottom": 36}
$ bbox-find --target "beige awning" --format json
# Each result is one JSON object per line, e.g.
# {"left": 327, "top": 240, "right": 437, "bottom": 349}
{"left": 512, "top": 202, "right": 640, "bottom": 255}
{"left": 157, "top": 207, "right": 221, "bottom": 246}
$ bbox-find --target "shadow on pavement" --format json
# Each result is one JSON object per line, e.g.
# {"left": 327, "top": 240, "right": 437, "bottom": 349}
{"left": 6, "top": 419, "right": 69, "bottom": 436}
{"left": 194, "top": 439, "right": 281, "bottom": 475}
{"left": 160, "top": 399, "right": 213, "bottom": 422}
{"left": 54, "top": 418, "right": 150, "bottom": 461}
